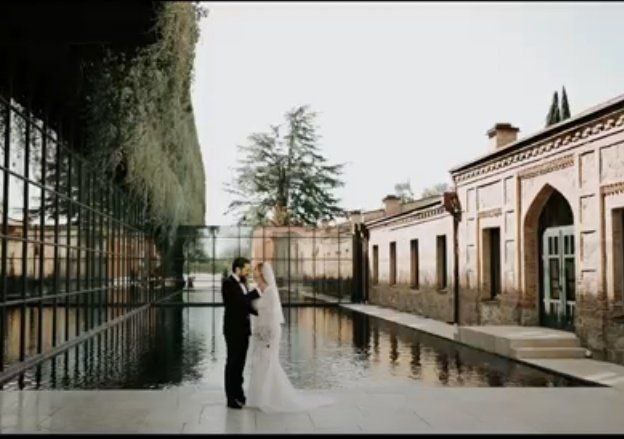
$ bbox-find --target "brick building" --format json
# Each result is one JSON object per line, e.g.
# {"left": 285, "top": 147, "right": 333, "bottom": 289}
{"left": 364, "top": 93, "right": 624, "bottom": 364}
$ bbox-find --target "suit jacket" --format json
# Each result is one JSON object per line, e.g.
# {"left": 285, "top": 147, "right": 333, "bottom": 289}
{"left": 222, "top": 274, "right": 261, "bottom": 337}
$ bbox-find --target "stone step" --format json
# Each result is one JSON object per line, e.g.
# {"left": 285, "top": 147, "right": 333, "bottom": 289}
{"left": 509, "top": 336, "right": 581, "bottom": 349}
{"left": 511, "top": 346, "right": 588, "bottom": 359}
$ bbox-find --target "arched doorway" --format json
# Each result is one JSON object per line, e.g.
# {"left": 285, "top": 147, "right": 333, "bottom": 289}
{"left": 524, "top": 185, "right": 575, "bottom": 330}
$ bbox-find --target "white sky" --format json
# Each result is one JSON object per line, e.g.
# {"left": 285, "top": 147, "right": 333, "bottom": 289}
{"left": 191, "top": 1, "right": 624, "bottom": 225}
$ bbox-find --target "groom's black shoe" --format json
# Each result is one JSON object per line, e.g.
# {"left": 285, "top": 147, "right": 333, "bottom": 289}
{"left": 237, "top": 396, "right": 246, "bottom": 406}
{"left": 227, "top": 399, "right": 243, "bottom": 409}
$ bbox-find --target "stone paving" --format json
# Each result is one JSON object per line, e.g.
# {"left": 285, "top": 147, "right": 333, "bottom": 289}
{"left": 1, "top": 384, "right": 623, "bottom": 434}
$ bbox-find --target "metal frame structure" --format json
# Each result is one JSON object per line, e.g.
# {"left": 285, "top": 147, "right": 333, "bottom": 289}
{"left": 171, "top": 224, "right": 357, "bottom": 307}
{"left": 0, "top": 89, "right": 168, "bottom": 387}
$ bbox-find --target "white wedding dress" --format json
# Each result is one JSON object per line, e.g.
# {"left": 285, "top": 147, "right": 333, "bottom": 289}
{"left": 246, "top": 263, "right": 333, "bottom": 414}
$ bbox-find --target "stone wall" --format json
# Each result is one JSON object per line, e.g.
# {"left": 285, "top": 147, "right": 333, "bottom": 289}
{"left": 576, "top": 294, "right": 607, "bottom": 360}
{"left": 455, "top": 286, "right": 528, "bottom": 326}
{"left": 605, "top": 301, "right": 624, "bottom": 364}
{"left": 369, "top": 283, "right": 453, "bottom": 323}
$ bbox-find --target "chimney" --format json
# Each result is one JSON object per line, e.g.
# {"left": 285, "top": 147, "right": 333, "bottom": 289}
{"left": 382, "top": 195, "right": 401, "bottom": 216}
{"left": 487, "top": 123, "right": 519, "bottom": 151}
{"left": 347, "top": 210, "right": 363, "bottom": 224}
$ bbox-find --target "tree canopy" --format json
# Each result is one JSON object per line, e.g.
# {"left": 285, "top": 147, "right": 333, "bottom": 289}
{"left": 225, "top": 105, "right": 345, "bottom": 226}
{"left": 421, "top": 182, "right": 449, "bottom": 198}
{"left": 394, "top": 180, "right": 415, "bottom": 203}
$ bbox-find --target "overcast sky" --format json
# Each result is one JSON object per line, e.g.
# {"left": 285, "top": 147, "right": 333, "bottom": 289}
{"left": 191, "top": 1, "right": 624, "bottom": 225}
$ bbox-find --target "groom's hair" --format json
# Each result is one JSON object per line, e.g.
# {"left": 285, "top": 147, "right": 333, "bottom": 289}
{"left": 232, "top": 257, "right": 250, "bottom": 273}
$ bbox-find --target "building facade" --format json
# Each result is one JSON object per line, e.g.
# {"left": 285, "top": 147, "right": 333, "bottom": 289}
{"left": 365, "top": 94, "right": 624, "bottom": 364}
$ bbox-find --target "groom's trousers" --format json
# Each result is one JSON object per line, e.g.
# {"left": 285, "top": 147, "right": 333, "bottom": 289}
{"left": 224, "top": 334, "right": 249, "bottom": 402}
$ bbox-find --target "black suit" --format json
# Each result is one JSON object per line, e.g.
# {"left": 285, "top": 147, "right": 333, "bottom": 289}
{"left": 222, "top": 274, "right": 260, "bottom": 404}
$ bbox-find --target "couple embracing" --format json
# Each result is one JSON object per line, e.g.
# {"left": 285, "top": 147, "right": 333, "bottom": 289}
{"left": 222, "top": 257, "right": 332, "bottom": 413}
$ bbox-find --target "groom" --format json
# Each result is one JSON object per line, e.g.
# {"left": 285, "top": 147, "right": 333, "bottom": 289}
{"left": 222, "top": 257, "right": 262, "bottom": 409}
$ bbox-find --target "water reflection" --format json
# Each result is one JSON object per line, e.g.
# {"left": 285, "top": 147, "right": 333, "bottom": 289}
{"left": 2, "top": 291, "right": 150, "bottom": 369}
{"left": 2, "top": 306, "right": 598, "bottom": 390}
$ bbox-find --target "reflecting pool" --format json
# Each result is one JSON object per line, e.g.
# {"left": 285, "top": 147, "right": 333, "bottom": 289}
{"left": 2, "top": 305, "right": 597, "bottom": 389}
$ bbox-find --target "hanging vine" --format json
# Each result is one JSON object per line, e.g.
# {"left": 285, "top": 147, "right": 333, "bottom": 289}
{"left": 83, "top": 2, "right": 206, "bottom": 249}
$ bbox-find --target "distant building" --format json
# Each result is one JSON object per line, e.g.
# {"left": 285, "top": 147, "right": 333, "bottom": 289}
{"left": 361, "top": 94, "right": 624, "bottom": 365}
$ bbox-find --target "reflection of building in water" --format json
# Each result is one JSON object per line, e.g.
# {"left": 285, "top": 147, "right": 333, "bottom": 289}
{"left": 3, "top": 218, "right": 160, "bottom": 298}
{"left": 360, "top": 94, "right": 624, "bottom": 365}
{"left": 3, "top": 305, "right": 163, "bottom": 388}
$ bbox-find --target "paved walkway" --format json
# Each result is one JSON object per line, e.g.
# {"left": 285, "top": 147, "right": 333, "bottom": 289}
{"left": 1, "top": 385, "right": 623, "bottom": 433}
{"left": 343, "top": 303, "right": 458, "bottom": 339}
{"left": 342, "top": 303, "right": 624, "bottom": 390}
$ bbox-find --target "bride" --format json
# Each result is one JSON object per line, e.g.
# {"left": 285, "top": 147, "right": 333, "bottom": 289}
{"left": 246, "top": 261, "right": 333, "bottom": 413}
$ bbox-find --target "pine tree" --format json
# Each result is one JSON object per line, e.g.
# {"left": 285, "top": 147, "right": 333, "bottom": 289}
{"left": 560, "top": 86, "right": 571, "bottom": 120}
{"left": 225, "top": 105, "right": 345, "bottom": 226}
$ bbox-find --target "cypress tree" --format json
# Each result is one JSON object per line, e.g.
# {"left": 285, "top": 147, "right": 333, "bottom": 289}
{"left": 546, "top": 91, "right": 561, "bottom": 127}
{"left": 561, "top": 86, "right": 571, "bottom": 120}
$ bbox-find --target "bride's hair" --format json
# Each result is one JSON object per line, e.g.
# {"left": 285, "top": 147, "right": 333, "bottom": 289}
{"left": 254, "top": 262, "right": 266, "bottom": 284}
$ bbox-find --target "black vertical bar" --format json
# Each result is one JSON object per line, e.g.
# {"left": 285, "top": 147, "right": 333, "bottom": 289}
{"left": 322, "top": 227, "right": 326, "bottom": 297}
{"left": 38, "top": 112, "right": 46, "bottom": 353}
{"left": 130, "top": 201, "right": 133, "bottom": 307}
{"left": 261, "top": 226, "right": 265, "bottom": 304}
{"left": 136, "top": 208, "right": 140, "bottom": 306}
{"left": 123, "top": 193, "right": 126, "bottom": 311}
{"left": 91, "top": 170, "right": 97, "bottom": 324}
{"left": 312, "top": 227, "right": 316, "bottom": 305}
{"left": 99, "top": 183, "right": 103, "bottom": 322}
{"left": 136, "top": 208, "right": 139, "bottom": 306}
{"left": 0, "top": 74, "right": 11, "bottom": 372}
{"left": 80, "top": 162, "right": 91, "bottom": 331}
{"left": 75, "top": 156, "right": 81, "bottom": 338}
{"left": 211, "top": 227, "right": 216, "bottom": 304}
{"left": 90, "top": 168, "right": 96, "bottom": 326}
{"left": 19, "top": 94, "right": 31, "bottom": 363}
{"left": 96, "top": 165, "right": 104, "bottom": 324}
{"left": 117, "top": 187, "right": 121, "bottom": 317}
{"left": 95, "top": 169, "right": 100, "bottom": 323}
{"left": 453, "top": 211, "right": 460, "bottom": 324}
{"left": 111, "top": 186, "right": 116, "bottom": 320}
{"left": 141, "top": 216, "right": 144, "bottom": 305}
{"left": 85, "top": 163, "right": 91, "bottom": 330}
{"left": 184, "top": 229, "right": 188, "bottom": 297}
{"left": 134, "top": 203, "right": 137, "bottom": 307}
{"left": 51, "top": 123, "right": 60, "bottom": 348}
{"left": 338, "top": 226, "right": 342, "bottom": 303}
{"left": 145, "top": 210, "right": 149, "bottom": 305}
{"left": 106, "top": 185, "right": 110, "bottom": 318}
{"left": 125, "top": 192, "right": 128, "bottom": 304}
{"left": 91, "top": 168, "right": 96, "bottom": 322}
{"left": 287, "top": 224, "right": 291, "bottom": 306}
{"left": 64, "top": 126, "right": 71, "bottom": 343}
{"left": 351, "top": 225, "right": 357, "bottom": 302}
{"left": 123, "top": 196, "right": 128, "bottom": 313}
